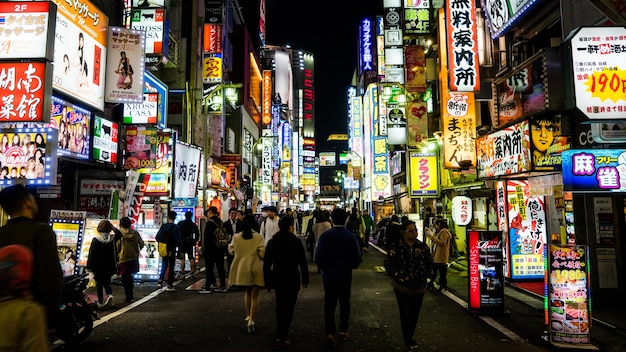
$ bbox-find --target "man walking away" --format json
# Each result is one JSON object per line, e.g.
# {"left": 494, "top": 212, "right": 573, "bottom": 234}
{"left": 177, "top": 211, "right": 199, "bottom": 279}
{"left": 0, "top": 184, "right": 63, "bottom": 332}
{"left": 264, "top": 215, "right": 309, "bottom": 350}
{"left": 315, "top": 207, "right": 362, "bottom": 348}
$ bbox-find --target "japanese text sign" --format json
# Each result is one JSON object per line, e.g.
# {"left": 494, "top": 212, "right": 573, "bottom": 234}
{"left": 446, "top": 0, "right": 480, "bottom": 91}
{"left": 174, "top": 140, "right": 201, "bottom": 198}
{"left": 548, "top": 245, "right": 592, "bottom": 347}
{"left": 105, "top": 26, "right": 146, "bottom": 104}
{"left": 506, "top": 179, "right": 546, "bottom": 280}
{"left": 567, "top": 26, "right": 626, "bottom": 120}
{"left": 0, "top": 62, "right": 52, "bottom": 123}
{"left": 562, "top": 149, "right": 626, "bottom": 192}
{"left": 0, "top": 1, "right": 55, "bottom": 60}
{"left": 442, "top": 91, "right": 477, "bottom": 169}
{"left": 477, "top": 121, "right": 531, "bottom": 178}
{"left": 409, "top": 151, "right": 439, "bottom": 197}
{"left": 130, "top": 9, "right": 165, "bottom": 55}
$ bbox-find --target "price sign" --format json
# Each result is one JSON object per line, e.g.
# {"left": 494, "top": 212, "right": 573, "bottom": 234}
{"left": 570, "top": 26, "right": 626, "bottom": 120}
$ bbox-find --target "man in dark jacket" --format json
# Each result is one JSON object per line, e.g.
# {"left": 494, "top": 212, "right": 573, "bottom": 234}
{"left": 384, "top": 215, "right": 403, "bottom": 251}
{"left": 263, "top": 215, "right": 309, "bottom": 350}
{"left": 156, "top": 211, "right": 181, "bottom": 291}
{"left": 177, "top": 211, "right": 200, "bottom": 279}
{"left": 202, "top": 206, "right": 227, "bottom": 292}
{"left": 0, "top": 184, "right": 63, "bottom": 331}
{"left": 315, "top": 207, "right": 362, "bottom": 348}
{"left": 223, "top": 207, "right": 242, "bottom": 273}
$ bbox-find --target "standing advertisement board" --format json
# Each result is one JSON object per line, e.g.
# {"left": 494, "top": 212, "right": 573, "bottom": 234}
{"left": 468, "top": 230, "right": 505, "bottom": 313}
{"left": 547, "top": 244, "right": 593, "bottom": 349}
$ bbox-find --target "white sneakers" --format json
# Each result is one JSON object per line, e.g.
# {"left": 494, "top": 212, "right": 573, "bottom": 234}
{"left": 97, "top": 295, "right": 113, "bottom": 308}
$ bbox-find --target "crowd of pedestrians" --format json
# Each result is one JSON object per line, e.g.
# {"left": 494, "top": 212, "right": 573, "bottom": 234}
{"left": 0, "top": 184, "right": 462, "bottom": 352}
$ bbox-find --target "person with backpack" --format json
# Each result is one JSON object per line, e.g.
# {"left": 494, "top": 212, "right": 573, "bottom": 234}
{"left": 201, "top": 206, "right": 228, "bottom": 293}
{"left": 176, "top": 211, "right": 200, "bottom": 279}
{"left": 116, "top": 216, "right": 145, "bottom": 302}
{"left": 156, "top": 211, "right": 181, "bottom": 292}
{"left": 345, "top": 208, "right": 365, "bottom": 252}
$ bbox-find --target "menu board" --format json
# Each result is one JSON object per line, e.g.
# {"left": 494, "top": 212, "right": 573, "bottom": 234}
{"left": 547, "top": 244, "right": 593, "bottom": 348}
{"left": 51, "top": 219, "right": 85, "bottom": 277}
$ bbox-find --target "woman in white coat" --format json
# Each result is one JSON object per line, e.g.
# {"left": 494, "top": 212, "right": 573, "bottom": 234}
{"left": 228, "top": 214, "right": 266, "bottom": 333}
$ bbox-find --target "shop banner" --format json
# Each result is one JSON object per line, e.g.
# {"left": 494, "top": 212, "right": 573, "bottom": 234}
{"left": 51, "top": 219, "right": 85, "bottom": 277}
{"left": 51, "top": 0, "right": 108, "bottom": 111}
{"left": 144, "top": 72, "right": 168, "bottom": 129}
{"left": 137, "top": 130, "right": 171, "bottom": 197}
{"left": 477, "top": 121, "right": 531, "bottom": 178}
{"left": 105, "top": 26, "right": 145, "bottom": 103}
{"left": 123, "top": 92, "right": 158, "bottom": 124}
{"left": 0, "top": 1, "right": 56, "bottom": 60}
{"left": 408, "top": 151, "right": 439, "bottom": 197}
{"left": 506, "top": 179, "right": 547, "bottom": 280}
{"left": 124, "top": 125, "right": 157, "bottom": 169}
{"left": 50, "top": 95, "right": 90, "bottom": 160}
{"left": 446, "top": 0, "right": 480, "bottom": 91}
{"left": 562, "top": 149, "right": 626, "bottom": 193}
{"left": 0, "top": 127, "right": 58, "bottom": 186}
{"left": 567, "top": 26, "right": 626, "bottom": 120}
{"left": 468, "top": 231, "right": 505, "bottom": 313}
{"left": 130, "top": 8, "right": 165, "bottom": 55}
{"left": 78, "top": 178, "right": 124, "bottom": 217}
{"left": 92, "top": 115, "right": 118, "bottom": 164}
{"left": 442, "top": 91, "right": 477, "bottom": 169}
{"left": 0, "top": 62, "right": 53, "bottom": 123}
{"left": 548, "top": 244, "right": 592, "bottom": 348}
{"left": 406, "top": 100, "right": 428, "bottom": 149}
{"left": 174, "top": 140, "right": 201, "bottom": 198}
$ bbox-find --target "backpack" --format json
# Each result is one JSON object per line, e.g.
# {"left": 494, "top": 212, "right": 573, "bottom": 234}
{"left": 210, "top": 219, "right": 229, "bottom": 249}
{"left": 156, "top": 223, "right": 172, "bottom": 243}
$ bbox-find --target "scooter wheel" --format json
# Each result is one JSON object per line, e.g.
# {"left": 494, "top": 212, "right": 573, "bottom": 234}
{"left": 56, "top": 307, "right": 94, "bottom": 344}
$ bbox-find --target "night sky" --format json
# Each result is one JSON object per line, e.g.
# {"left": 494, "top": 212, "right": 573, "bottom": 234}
{"left": 264, "top": 0, "right": 383, "bottom": 153}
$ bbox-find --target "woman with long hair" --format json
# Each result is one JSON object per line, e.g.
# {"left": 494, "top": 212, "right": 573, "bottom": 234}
{"left": 228, "top": 214, "right": 266, "bottom": 333}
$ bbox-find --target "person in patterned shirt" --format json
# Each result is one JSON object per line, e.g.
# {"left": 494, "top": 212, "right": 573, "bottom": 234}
{"left": 384, "top": 219, "right": 433, "bottom": 351}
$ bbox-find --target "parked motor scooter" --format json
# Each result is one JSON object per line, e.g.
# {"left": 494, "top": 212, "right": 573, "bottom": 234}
{"left": 55, "top": 273, "right": 99, "bottom": 344}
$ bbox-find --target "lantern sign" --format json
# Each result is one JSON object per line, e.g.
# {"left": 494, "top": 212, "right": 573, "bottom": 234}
{"left": 452, "top": 195, "right": 472, "bottom": 225}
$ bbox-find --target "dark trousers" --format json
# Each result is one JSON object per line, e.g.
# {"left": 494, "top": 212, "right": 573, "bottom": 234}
{"left": 323, "top": 281, "right": 352, "bottom": 335}
{"left": 159, "top": 255, "right": 176, "bottom": 286}
{"left": 206, "top": 249, "right": 226, "bottom": 287}
{"left": 118, "top": 260, "right": 138, "bottom": 301}
{"left": 275, "top": 287, "right": 299, "bottom": 341}
{"left": 93, "top": 273, "right": 113, "bottom": 302}
{"left": 430, "top": 263, "right": 448, "bottom": 289}
{"left": 226, "top": 251, "right": 234, "bottom": 273}
{"left": 394, "top": 289, "right": 425, "bottom": 347}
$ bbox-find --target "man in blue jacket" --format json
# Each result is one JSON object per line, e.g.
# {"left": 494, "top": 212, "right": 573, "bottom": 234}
{"left": 315, "top": 207, "right": 362, "bottom": 348}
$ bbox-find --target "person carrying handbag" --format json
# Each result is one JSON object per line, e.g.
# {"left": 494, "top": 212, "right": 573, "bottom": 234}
{"left": 116, "top": 217, "right": 144, "bottom": 303}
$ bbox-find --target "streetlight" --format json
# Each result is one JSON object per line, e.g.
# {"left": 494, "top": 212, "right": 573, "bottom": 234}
{"left": 334, "top": 170, "right": 347, "bottom": 207}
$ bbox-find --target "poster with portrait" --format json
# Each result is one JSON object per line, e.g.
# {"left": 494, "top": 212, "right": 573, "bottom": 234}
{"left": 530, "top": 115, "right": 568, "bottom": 171}
{"left": 51, "top": 0, "right": 108, "bottom": 111}
{"left": 49, "top": 96, "right": 90, "bottom": 160}
{"left": 105, "top": 27, "right": 145, "bottom": 103}
{"left": 0, "top": 127, "right": 58, "bottom": 186}
{"left": 123, "top": 125, "right": 157, "bottom": 169}
{"left": 135, "top": 225, "right": 160, "bottom": 280}
{"left": 51, "top": 219, "right": 85, "bottom": 277}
